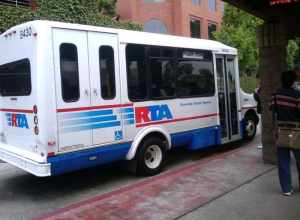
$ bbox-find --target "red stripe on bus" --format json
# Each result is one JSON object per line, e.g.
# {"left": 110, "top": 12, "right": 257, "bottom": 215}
{"left": 241, "top": 106, "right": 256, "bottom": 110}
{"left": 0, "top": 108, "right": 34, "bottom": 113}
{"left": 136, "top": 113, "right": 218, "bottom": 128}
{"left": 47, "top": 152, "right": 55, "bottom": 157}
{"left": 57, "top": 103, "right": 133, "bottom": 113}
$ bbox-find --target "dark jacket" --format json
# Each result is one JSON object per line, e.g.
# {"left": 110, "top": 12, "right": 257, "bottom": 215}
{"left": 270, "top": 87, "right": 300, "bottom": 123}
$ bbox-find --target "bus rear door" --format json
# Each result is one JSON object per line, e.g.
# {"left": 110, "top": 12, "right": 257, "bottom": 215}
{"left": 53, "top": 28, "right": 92, "bottom": 151}
{"left": 53, "top": 28, "right": 123, "bottom": 152}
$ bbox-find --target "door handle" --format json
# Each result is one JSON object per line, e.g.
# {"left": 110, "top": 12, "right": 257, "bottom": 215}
{"left": 93, "top": 88, "right": 98, "bottom": 97}
{"left": 84, "top": 89, "right": 89, "bottom": 97}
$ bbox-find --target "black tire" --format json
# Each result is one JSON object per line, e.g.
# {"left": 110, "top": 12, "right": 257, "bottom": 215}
{"left": 136, "top": 137, "right": 167, "bottom": 176}
{"left": 244, "top": 115, "right": 257, "bottom": 140}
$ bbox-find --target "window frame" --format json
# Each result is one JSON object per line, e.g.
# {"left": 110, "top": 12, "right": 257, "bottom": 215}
{"left": 59, "top": 43, "right": 80, "bottom": 103}
{"left": 208, "top": 22, "right": 217, "bottom": 40}
{"left": 191, "top": 0, "right": 201, "bottom": 5}
{"left": 208, "top": 0, "right": 217, "bottom": 12}
{"left": 0, "top": 58, "right": 32, "bottom": 97}
{"left": 99, "top": 45, "right": 116, "bottom": 100}
{"left": 125, "top": 44, "right": 216, "bottom": 102}
{"left": 148, "top": 56, "right": 177, "bottom": 100}
{"left": 176, "top": 49, "right": 215, "bottom": 99}
{"left": 126, "top": 44, "right": 149, "bottom": 102}
{"left": 190, "top": 17, "right": 201, "bottom": 38}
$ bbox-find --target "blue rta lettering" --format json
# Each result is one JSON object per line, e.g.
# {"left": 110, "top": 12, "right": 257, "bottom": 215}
{"left": 6, "top": 113, "right": 29, "bottom": 129}
{"left": 148, "top": 105, "right": 173, "bottom": 121}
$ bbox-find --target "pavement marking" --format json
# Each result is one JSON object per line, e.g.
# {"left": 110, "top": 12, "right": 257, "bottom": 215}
{"left": 34, "top": 140, "right": 272, "bottom": 220}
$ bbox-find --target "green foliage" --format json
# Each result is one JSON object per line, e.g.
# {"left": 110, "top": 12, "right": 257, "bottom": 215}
{"left": 0, "top": 0, "right": 141, "bottom": 34}
{"left": 214, "top": 3, "right": 263, "bottom": 76}
{"left": 287, "top": 39, "right": 300, "bottom": 70}
{"left": 240, "top": 75, "right": 259, "bottom": 93}
{"left": 97, "top": 0, "right": 117, "bottom": 16}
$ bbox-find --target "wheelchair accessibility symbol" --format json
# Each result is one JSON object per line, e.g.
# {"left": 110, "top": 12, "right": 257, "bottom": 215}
{"left": 114, "top": 130, "right": 123, "bottom": 141}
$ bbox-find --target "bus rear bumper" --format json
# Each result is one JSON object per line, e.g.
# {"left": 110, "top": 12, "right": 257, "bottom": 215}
{"left": 0, "top": 147, "right": 51, "bottom": 177}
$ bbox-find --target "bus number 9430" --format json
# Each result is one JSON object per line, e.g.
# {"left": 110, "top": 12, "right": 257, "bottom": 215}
{"left": 20, "top": 27, "right": 32, "bottom": 39}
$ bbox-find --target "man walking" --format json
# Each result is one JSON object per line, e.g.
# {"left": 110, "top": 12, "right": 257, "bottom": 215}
{"left": 270, "top": 70, "right": 300, "bottom": 196}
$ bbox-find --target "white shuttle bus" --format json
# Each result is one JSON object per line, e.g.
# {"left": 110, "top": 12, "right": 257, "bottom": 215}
{"left": 0, "top": 21, "right": 258, "bottom": 177}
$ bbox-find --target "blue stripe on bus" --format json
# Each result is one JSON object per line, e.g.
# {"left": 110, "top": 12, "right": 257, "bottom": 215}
{"left": 60, "top": 115, "right": 117, "bottom": 126}
{"left": 124, "top": 119, "right": 135, "bottom": 125}
{"left": 171, "top": 126, "right": 221, "bottom": 150}
{"left": 48, "top": 142, "right": 132, "bottom": 175}
{"left": 61, "top": 121, "right": 121, "bottom": 133}
{"left": 120, "top": 108, "right": 134, "bottom": 114}
{"left": 48, "top": 126, "right": 222, "bottom": 175}
{"left": 122, "top": 113, "right": 135, "bottom": 120}
{"left": 60, "top": 109, "right": 114, "bottom": 119}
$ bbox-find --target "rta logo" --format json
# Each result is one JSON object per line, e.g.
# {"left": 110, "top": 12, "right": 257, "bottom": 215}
{"left": 135, "top": 105, "right": 173, "bottom": 124}
{"left": 6, "top": 113, "right": 29, "bottom": 129}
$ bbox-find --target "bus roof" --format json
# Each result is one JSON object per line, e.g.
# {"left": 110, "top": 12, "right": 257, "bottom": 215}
{"left": 2, "top": 20, "right": 237, "bottom": 55}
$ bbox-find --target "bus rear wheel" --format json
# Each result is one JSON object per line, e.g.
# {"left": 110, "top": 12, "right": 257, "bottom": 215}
{"left": 136, "top": 137, "right": 166, "bottom": 176}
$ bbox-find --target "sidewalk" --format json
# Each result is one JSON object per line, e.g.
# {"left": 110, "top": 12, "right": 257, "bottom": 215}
{"left": 179, "top": 167, "right": 300, "bottom": 220}
{"left": 33, "top": 137, "right": 300, "bottom": 220}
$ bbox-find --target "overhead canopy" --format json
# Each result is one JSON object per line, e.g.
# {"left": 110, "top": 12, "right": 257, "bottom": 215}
{"left": 270, "top": 0, "right": 299, "bottom": 5}
{"left": 224, "top": 0, "right": 300, "bottom": 37}
{"left": 224, "top": 0, "right": 300, "bottom": 20}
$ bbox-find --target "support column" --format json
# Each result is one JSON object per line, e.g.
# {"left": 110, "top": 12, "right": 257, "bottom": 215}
{"left": 257, "top": 21, "right": 289, "bottom": 164}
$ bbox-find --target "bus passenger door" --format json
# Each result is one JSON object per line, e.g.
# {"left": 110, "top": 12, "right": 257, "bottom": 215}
{"left": 88, "top": 32, "right": 123, "bottom": 145}
{"left": 216, "top": 55, "right": 240, "bottom": 143}
{"left": 53, "top": 29, "right": 92, "bottom": 151}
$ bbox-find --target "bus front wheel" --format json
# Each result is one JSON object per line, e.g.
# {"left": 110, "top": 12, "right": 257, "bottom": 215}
{"left": 244, "top": 115, "right": 257, "bottom": 140}
{"left": 136, "top": 137, "right": 166, "bottom": 176}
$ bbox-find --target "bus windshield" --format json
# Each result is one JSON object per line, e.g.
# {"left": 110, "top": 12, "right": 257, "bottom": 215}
{"left": 0, "top": 58, "right": 31, "bottom": 96}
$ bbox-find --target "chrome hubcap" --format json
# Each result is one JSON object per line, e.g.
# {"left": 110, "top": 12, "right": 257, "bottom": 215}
{"left": 145, "top": 145, "right": 162, "bottom": 169}
{"left": 246, "top": 120, "right": 256, "bottom": 137}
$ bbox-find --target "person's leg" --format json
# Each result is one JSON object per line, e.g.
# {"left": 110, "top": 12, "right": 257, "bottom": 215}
{"left": 277, "top": 147, "right": 292, "bottom": 193}
{"left": 292, "top": 149, "right": 300, "bottom": 190}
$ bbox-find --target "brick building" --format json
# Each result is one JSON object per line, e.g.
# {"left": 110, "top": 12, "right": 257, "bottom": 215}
{"left": 116, "top": 0, "right": 223, "bottom": 39}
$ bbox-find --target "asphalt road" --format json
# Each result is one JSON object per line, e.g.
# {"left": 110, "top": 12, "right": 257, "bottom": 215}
{"left": 0, "top": 133, "right": 262, "bottom": 220}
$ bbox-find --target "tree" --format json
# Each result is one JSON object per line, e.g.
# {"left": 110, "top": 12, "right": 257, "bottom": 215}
{"left": 214, "top": 3, "right": 263, "bottom": 76}
{"left": 287, "top": 38, "right": 300, "bottom": 70}
{"left": 0, "top": 0, "right": 141, "bottom": 34}
{"left": 97, "top": 0, "right": 117, "bottom": 17}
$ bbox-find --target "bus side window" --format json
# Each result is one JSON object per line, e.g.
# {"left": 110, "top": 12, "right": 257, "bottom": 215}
{"left": 99, "top": 46, "right": 116, "bottom": 100}
{"left": 148, "top": 46, "right": 176, "bottom": 99}
{"left": 150, "top": 59, "right": 176, "bottom": 99}
{"left": 59, "top": 43, "right": 80, "bottom": 103}
{"left": 177, "top": 50, "right": 215, "bottom": 97}
{"left": 126, "top": 44, "right": 147, "bottom": 101}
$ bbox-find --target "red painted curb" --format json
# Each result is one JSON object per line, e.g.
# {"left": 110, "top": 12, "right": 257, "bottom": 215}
{"left": 34, "top": 140, "right": 258, "bottom": 220}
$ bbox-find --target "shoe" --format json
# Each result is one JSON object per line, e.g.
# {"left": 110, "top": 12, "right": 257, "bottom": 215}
{"left": 283, "top": 191, "right": 293, "bottom": 196}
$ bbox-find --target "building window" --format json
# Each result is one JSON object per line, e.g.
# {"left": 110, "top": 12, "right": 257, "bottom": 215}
{"left": 190, "top": 18, "right": 201, "bottom": 38}
{"left": 0, "top": 59, "right": 31, "bottom": 96}
{"left": 221, "top": 2, "right": 225, "bottom": 15}
{"left": 208, "top": 0, "right": 217, "bottom": 11}
{"left": 192, "top": 0, "right": 201, "bottom": 5}
{"left": 208, "top": 23, "right": 217, "bottom": 40}
{"left": 60, "top": 43, "right": 80, "bottom": 103}
{"left": 99, "top": 46, "right": 116, "bottom": 100}
{"left": 144, "top": 19, "right": 168, "bottom": 34}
